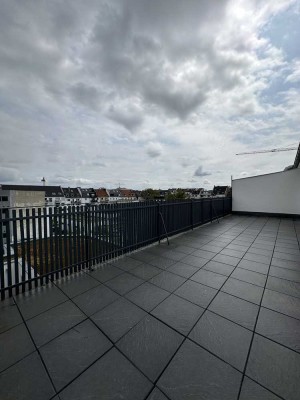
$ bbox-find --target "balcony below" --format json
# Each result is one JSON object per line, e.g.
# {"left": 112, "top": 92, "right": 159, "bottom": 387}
{"left": 0, "top": 214, "right": 299, "bottom": 400}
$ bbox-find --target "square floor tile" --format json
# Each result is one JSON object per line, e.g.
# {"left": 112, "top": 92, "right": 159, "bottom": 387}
{"left": 180, "top": 255, "right": 208, "bottom": 268}
{"left": 149, "top": 256, "right": 176, "bottom": 269}
{"left": 231, "top": 268, "right": 267, "bottom": 287}
{"left": 191, "top": 269, "right": 227, "bottom": 289}
{"left": 209, "top": 292, "right": 259, "bottom": 330}
{"left": 192, "top": 249, "right": 216, "bottom": 260}
{"left": 27, "top": 301, "right": 85, "bottom": 347}
{"left": 272, "top": 257, "right": 299, "bottom": 271}
{"left": 131, "top": 264, "right": 162, "bottom": 280}
{"left": 88, "top": 264, "right": 123, "bottom": 282}
{"left": 200, "top": 244, "right": 224, "bottom": 253}
{"left": 0, "top": 323, "right": 35, "bottom": 372}
{"left": 147, "top": 388, "right": 168, "bottom": 400}
{"left": 106, "top": 273, "right": 144, "bottom": 295}
{"left": 246, "top": 334, "right": 300, "bottom": 400}
{"left": 151, "top": 294, "right": 204, "bottom": 335}
{"left": 14, "top": 284, "right": 68, "bottom": 320}
{"left": 266, "top": 276, "right": 300, "bottom": 299}
{"left": 55, "top": 273, "right": 100, "bottom": 298}
{"left": 256, "top": 307, "right": 300, "bottom": 352}
{"left": 240, "top": 377, "right": 281, "bottom": 400}
{"left": 174, "top": 245, "right": 196, "bottom": 255}
{"left": 60, "top": 348, "right": 152, "bottom": 400}
{"left": 222, "top": 278, "right": 264, "bottom": 305}
{"left": 167, "top": 262, "right": 199, "bottom": 278}
{"left": 73, "top": 284, "right": 119, "bottom": 316}
{"left": 40, "top": 319, "right": 112, "bottom": 391}
{"left": 243, "top": 253, "right": 271, "bottom": 265}
{"left": 273, "top": 251, "right": 300, "bottom": 262}
{"left": 175, "top": 280, "right": 217, "bottom": 308}
{"left": 189, "top": 311, "right": 252, "bottom": 371}
{"left": 203, "top": 260, "right": 235, "bottom": 276}
{"left": 92, "top": 298, "right": 146, "bottom": 342}
{"left": 0, "top": 352, "right": 55, "bottom": 400}
{"left": 269, "top": 266, "right": 300, "bottom": 283}
{"left": 158, "top": 339, "right": 242, "bottom": 400}
{"left": 239, "top": 259, "right": 269, "bottom": 275}
{"left": 212, "top": 254, "right": 240, "bottom": 267}
{"left": 130, "top": 251, "right": 157, "bottom": 263}
{"left": 0, "top": 298, "right": 22, "bottom": 333}
{"left": 262, "top": 289, "right": 300, "bottom": 320}
{"left": 125, "top": 282, "right": 169, "bottom": 312}
{"left": 117, "top": 315, "right": 183, "bottom": 382}
{"left": 110, "top": 257, "right": 143, "bottom": 271}
{"left": 162, "top": 250, "right": 187, "bottom": 262}
{"left": 248, "top": 247, "right": 273, "bottom": 257}
{"left": 220, "top": 248, "right": 245, "bottom": 258}
{"left": 149, "top": 271, "right": 186, "bottom": 292}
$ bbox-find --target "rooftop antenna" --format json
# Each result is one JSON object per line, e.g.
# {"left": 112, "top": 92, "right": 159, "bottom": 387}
{"left": 41, "top": 177, "right": 46, "bottom": 186}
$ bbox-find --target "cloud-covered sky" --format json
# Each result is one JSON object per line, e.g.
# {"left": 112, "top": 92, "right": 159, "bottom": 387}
{"left": 0, "top": 0, "right": 299, "bottom": 189}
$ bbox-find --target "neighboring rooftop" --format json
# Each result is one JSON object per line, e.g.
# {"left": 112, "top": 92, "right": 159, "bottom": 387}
{"left": 1, "top": 215, "right": 299, "bottom": 400}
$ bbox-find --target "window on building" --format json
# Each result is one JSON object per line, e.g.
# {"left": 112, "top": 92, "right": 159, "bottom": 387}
{"left": 1, "top": 196, "right": 8, "bottom": 201}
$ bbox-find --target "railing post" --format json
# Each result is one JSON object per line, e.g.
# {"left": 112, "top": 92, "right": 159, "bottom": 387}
{"left": 190, "top": 199, "right": 193, "bottom": 230}
{"left": 223, "top": 197, "right": 225, "bottom": 217}
{"left": 157, "top": 201, "right": 160, "bottom": 244}
{"left": 210, "top": 198, "right": 213, "bottom": 223}
{"left": 85, "top": 204, "right": 90, "bottom": 270}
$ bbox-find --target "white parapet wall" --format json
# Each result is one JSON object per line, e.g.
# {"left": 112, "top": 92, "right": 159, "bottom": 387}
{"left": 232, "top": 168, "right": 300, "bottom": 216}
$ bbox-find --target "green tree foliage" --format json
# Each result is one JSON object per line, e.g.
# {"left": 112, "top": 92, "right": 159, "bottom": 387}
{"left": 165, "top": 189, "right": 186, "bottom": 200}
{"left": 141, "top": 188, "right": 161, "bottom": 200}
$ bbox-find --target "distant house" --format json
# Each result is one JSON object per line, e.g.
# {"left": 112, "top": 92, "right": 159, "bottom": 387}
{"left": 62, "top": 187, "right": 82, "bottom": 205}
{"left": 45, "top": 186, "right": 65, "bottom": 206}
{"left": 119, "top": 188, "right": 136, "bottom": 202}
{"left": 184, "top": 188, "right": 204, "bottom": 199}
{"left": 95, "top": 188, "right": 109, "bottom": 202}
{"left": 79, "top": 188, "right": 98, "bottom": 204}
{"left": 212, "top": 186, "right": 231, "bottom": 197}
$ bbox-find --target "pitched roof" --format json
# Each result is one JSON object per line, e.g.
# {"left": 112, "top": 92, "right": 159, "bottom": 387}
{"left": 119, "top": 188, "right": 135, "bottom": 197}
{"left": 62, "top": 187, "right": 81, "bottom": 198}
{"left": 95, "top": 188, "right": 108, "bottom": 198}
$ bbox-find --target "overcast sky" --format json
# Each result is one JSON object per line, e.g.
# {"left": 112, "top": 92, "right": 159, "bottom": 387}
{"left": 0, "top": 0, "right": 299, "bottom": 189}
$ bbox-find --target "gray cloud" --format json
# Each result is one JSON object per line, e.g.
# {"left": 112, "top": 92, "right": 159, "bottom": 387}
{"left": 146, "top": 142, "right": 163, "bottom": 158}
{"left": 194, "top": 166, "right": 211, "bottom": 177}
{"left": 0, "top": 0, "right": 298, "bottom": 189}
{"left": 0, "top": 167, "right": 20, "bottom": 182}
{"left": 107, "top": 105, "right": 144, "bottom": 131}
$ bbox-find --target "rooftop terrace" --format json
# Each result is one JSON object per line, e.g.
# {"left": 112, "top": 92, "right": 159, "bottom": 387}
{"left": 0, "top": 215, "right": 299, "bottom": 400}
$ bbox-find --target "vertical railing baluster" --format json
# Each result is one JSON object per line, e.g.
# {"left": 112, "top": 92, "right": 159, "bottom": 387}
{"left": 12, "top": 210, "right": 19, "bottom": 295}
{"left": 49, "top": 208, "right": 54, "bottom": 281}
{"left": 32, "top": 209, "right": 38, "bottom": 288}
{"left": 38, "top": 208, "right": 44, "bottom": 286}
{"left": 19, "top": 210, "right": 26, "bottom": 292}
{"left": 43, "top": 207, "right": 49, "bottom": 284}
{"left": 0, "top": 211, "right": 5, "bottom": 299}
{"left": 6, "top": 210, "right": 12, "bottom": 297}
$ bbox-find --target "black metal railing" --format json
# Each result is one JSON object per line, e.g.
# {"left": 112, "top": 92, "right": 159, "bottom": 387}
{"left": 0, "top": 197, "right": 232, "bottom": 299}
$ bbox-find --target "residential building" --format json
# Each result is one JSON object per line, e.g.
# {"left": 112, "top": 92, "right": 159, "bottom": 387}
{"left": 95, "top": 188, "right": 109, "bottom": 203}
{"left": 212, "top": 186, "right": 231, "bottom": 197}
{"left": 62, "top": 187, "right": 82, "bottom": 205}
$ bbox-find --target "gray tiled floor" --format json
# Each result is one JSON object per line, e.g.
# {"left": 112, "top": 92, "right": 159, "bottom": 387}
{"left": 1, "top": 215, "right": 300, "bottom": 400}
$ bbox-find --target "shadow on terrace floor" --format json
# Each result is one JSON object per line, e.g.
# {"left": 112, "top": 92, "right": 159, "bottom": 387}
{"left": 0, "top": 215, "right": 300, "bottom": 400}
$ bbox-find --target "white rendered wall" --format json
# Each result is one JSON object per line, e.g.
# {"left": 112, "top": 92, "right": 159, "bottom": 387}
{"left": 232, "top": 168, "right": 300, "bottom": 215}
